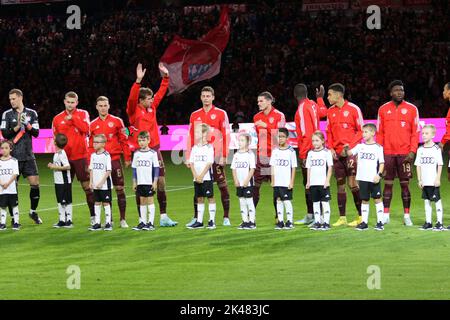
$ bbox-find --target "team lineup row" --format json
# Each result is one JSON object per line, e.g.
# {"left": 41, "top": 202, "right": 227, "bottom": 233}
{"left": 0, "top": 63, "right": 449, "bottom": 232}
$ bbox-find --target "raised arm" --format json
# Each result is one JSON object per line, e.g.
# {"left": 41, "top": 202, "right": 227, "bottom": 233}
{"left": 151, "top": 63, "right": 170, "bottom": 111}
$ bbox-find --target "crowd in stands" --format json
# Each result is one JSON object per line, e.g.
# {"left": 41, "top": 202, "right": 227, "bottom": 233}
{"left": 0, "top": 1, "right": 448, "bottom": 128}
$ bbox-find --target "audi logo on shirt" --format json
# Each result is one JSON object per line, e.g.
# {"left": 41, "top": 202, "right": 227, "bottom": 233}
{"left": 0, "top": 168, "right": 13, "bottom": 175}
{"left": 419, "top": 157, "right": 435, "bottom": 165}
{"left": 310, "top": 159, "right": 325, "bottom": 166}
{"left": 234, "top": 161, "right": 249, "bottom": 168}
{"left": 136, "top": 160, "right": 152, "bottom": 167}
{"left": 275, "top": 159, "right": 290, "bottom": 166}
{"left": 92, "top": 163, "right": 106, "bottom": 170}
{"left": 360, "top": 153, "right": 376, "bottom": 160}
{"left": 194, "top": 155, "right": 208, "bottom": 162}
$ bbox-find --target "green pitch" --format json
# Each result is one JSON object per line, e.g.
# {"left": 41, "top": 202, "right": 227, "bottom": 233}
{"left": 0, "top": 152, "right": 449, "bottom": 300}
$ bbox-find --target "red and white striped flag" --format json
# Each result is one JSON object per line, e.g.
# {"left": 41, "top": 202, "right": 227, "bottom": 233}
{"left": 160, "top": 6, "right": 230, "bottom": 95}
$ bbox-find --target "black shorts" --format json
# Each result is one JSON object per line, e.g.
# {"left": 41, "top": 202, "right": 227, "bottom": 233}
{"left": 93, "top": 189, "right": 112, "bottom": 203}
{"left": 18, "top": 159, "right": 39, "bottom": 178}
{"left": 236, "top": 186, "right": 253, "bottom": 198}
{"left": 0, "top": 194, "right": 18, "bottom": 208}
{"left": 55, "top": 183, "right": 72, "bottom": 205}
{"left": 194, "top": 181, "right": 214, "bottom": 198}
{"left": 422, "top": 186, "right": 441, "bottom": 202}
{"left": 309, "top": 186, "right": 332, "bottom": 202}
{"left": 136, "top": 185, "right": 155, "bottom": 198}
{"left": 273, "top": 187, "right": 293, "bottom": 201}
{"left": 358, "top": 181, "right": 382, "bottom": 201}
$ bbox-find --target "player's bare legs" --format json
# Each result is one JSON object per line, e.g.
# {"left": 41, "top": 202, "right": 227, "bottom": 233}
{"left": 27, "top": 175, "right": 42, "bottom": 224}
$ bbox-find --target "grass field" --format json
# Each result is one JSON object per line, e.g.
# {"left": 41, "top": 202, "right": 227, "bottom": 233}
{"left": 1, "top": 152, "right": 450, "bottom": 300}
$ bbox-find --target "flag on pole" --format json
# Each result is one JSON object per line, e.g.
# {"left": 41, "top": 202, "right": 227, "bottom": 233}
{"left": 160, "top": 6, "right": 230, "bottom": 95}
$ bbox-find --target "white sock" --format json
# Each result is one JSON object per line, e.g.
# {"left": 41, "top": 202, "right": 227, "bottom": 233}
{"left": 276, "top": 201, "right": 284, "bottom": 222}
{"left": 322, "top": 201, "right": 331, "bottom": 224}
{"left": 160, "top": 213, "right": 167, "bottom": 219}
{"left": 104, "top": 205, "right": 111, "bottom": 224}
{"left": 13, "top": 206, "right": 19, "bottom": 224}
{"left": 307, "top": 213, "right": 313, "bottom": 219}
{"left": 94, "top": 205, "right": 101, "bottom": 225}
{"left": 283, "top": 200, "right": 293, "bottom": 223}
{"left": 361, "top": 203, "right": 370, "bottom": 224}
{"left": 66, "top": 204, "right": 73, "bottom": 222}
{"left": 140, "top": 205, "right": 148, "bottom": 224}
{"left": 375, "top": 202, "right": 384, "bottom": 223}
{"left": 313, "top": 202, "right": 321, "bottom": 223}
{"left": 239, "top": 198, "right": 249, "bottom": 223}
{"left": 0, "top": 208, "right": 6, "bottom": 225}
{"left": 148, "top": 204, "right": 155, "bottom": 225}
{"left": 246, "top": 197, "right": 256, "bottom": 223}
{"left": 435, "top": 200, "right": 443, "bottom": 224}
{"left": 197, "top": 203, "right": 205, "bottom": 223}
{"left": 58, "top": 203, "right": 65, "bottom": 222}
{"left": 209, "top": 203, "right": 216, "bottom": 222}
{"left": 424, "top": 200, "right": 432, "bottom": 223}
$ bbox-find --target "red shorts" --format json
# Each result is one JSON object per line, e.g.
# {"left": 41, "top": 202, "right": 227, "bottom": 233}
{"left": 111, "top": 159, "right": 125, "bottom": 186}
{"left": 384, "top": 155, "right": 412, "bottom": 181}
{"left": 333, "top": 155, "right": 357, "bottom": 180}
{"left": 70, "top": 158, "right": 90, "bottom": 182}
{"left": 212, "top": 163, "right": 227, "bottom": 185}
{"left": 254, "top": 156, "right": 271, "bottom": 186}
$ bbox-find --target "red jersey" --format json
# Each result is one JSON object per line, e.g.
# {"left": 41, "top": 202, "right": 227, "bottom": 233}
{"left": 441, "top": 107, "right": 450, "bottom": 145}
{"left": 253, "top": 106, "right": 286, "bottom": 158}
{"left": 376, "top": 100, "right": 420, "bottom": 155}
{"left": 52, "top": 108, "right": 90, "bottom": 161}
{"left": 126, "top": 76, "right": 169, "bottom": 149}
{"left": 187, "top": 105, "right": 230, "bottom": 161}
{"left": 326, "top": 100, "right": 364, "bottom": 155}
{"left": 88, "top": 114, "right": 131, "bottom": 162}
{"left": 294, "top": 98, "right": 319, "bottom": 159}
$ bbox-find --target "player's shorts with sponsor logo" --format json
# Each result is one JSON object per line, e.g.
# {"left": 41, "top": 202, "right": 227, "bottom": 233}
{"left": 136, "top": 185, "right": 155, "bottom": 198}
{"left": 358, "top": 181, "right": 382, "bottom": 201}
{"left": 194, "top": 181, "right": 214, "bottom": 198}
{"left": 0, "top": 193, "right": 18, "bottom": 208}
{"left": 254, "top": 156, "right": 271, "bottom": 185}
{"left": 93, "top": 189, "right": 112, "bottom": 203}
{"left": 212, "top": 163, "right": 226, "bottom": 185}
{"left": 18, "top": 159, "right": 39, "bottom": 178}
{"left": 309, "top": 186, "right": 331, "bottom": 202}
{"left": 273, "top": 186, "right": 293, "bottom": 201}
{"left": 383, "top": 155, "right": 412, "bottom": 180}
{"left": 55, "top": 183, "right": 72, "bottom": 205}
{"left": 236, "top": 186, "right": 253, "bottom": 198}
{"left": 333, "top": 155, "right": 357, "bottom": 179}
{"left": 422, "top": 186, "right": 440, "bottom": 202}
{"left": 70, "top": 158, "right": 90, "bottom": 182}
{"left": 111, "top": 159, "right": 125, "bottom": 186}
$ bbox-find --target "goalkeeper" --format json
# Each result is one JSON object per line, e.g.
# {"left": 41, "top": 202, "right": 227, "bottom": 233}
{"left": 1, "top": 89, "right": 42, "bottom": 225}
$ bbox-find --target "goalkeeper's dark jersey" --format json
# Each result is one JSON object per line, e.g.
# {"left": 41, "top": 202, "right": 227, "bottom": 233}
{"left": 1, "top": 107, "right": 39, "bottom": 161}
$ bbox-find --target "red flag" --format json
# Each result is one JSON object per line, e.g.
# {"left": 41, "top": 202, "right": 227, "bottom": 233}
{"left": 160, "top": 7, "right": 230, "bottom": 95}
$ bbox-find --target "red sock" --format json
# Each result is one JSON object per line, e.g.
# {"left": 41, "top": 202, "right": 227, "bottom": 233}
{"left": 337, "top": 192, "right": 347, "bottom": 216}
{"left": 157, "top": 191, "right": 167, "bottom": 214}
{"left": 116, "top": 189, "right": 126, "bottom": 220}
